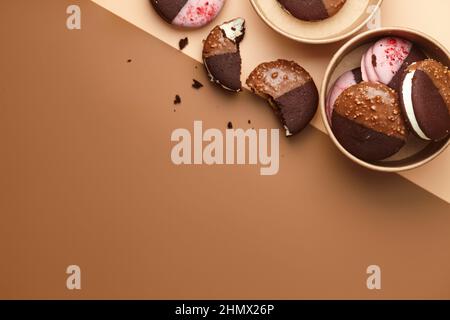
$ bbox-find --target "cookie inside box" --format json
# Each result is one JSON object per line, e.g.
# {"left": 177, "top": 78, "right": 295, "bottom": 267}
{"left": 325, "top": 32, "right": 449, "bottom": 169}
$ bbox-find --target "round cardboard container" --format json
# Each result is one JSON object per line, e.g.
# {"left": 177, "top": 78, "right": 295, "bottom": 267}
{"left": 321, "top": 27, "right": 450, "bottom": 172}
{"left": 249, "top": 0, "right": 383, "bottom": 44}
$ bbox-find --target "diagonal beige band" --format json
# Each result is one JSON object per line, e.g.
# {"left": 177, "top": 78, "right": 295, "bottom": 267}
{"left": 91, "top": 0, "right": 450, "bottom": 203}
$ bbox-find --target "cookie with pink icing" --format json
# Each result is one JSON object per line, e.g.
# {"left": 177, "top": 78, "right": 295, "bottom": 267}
{"left": 361, "top": 37, "right": 426, "bottom": 91}
{"left": 361, "top": 47, "right": 378, "bottom": 83}
{"left": 151, "top": 0, "right": 225, "bottom": 28}
{"left": 326, "top": 68, "right": 362, "bottom": 125}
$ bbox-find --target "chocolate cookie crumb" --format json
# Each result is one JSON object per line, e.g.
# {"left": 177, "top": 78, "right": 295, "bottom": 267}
{"left": 127, "top": 59, "right": 132, "bottom": 63}
{"left": 227, "top": 122, "right": 233, "bottom": 129}
{"left": 192, "top": 79, "right": 204, "bottom": 89}
{"left": 174, "top": 95, "right": 181, "bottom": 105}
{"left": 248, "top": 120, "right": 251, "bottom": 124}
{"left": 179, "top": 37, "right": 189, "bottom": 50}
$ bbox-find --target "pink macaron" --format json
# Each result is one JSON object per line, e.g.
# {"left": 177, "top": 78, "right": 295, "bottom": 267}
{"left": 326, "top": 68, "right": 363, "bottom": 125}
{"left": 363, "top": 47, "right": 379, "bottom": 83}
{"left": 361, "top": 37, "right": 427, "bottom": 91}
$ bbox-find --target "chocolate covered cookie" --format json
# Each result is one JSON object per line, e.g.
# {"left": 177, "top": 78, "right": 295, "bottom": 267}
{"left": 150, "top": 0, "right": 225, "bottom": 28}
{"left": 332, "top": 82, "right": 408, "bottom": 161}
{"left": 400, "top": 59, "right": 450, "bottom": 141}
{"left": 203, "top": 18, "right": 245, "bottom": 92}
{"left": 246, "top": 59, "right": 318, "bottom": 136}
{"left": 277, "top": 0, "right": 346, "bottom": 22}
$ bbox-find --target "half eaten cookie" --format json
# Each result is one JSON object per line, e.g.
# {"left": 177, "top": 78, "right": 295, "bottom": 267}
{"left": 246, "top": 59, "right": 319, "bottom": 136}
{"left": 203, "top": 18, "right": 246, "bottom": 92}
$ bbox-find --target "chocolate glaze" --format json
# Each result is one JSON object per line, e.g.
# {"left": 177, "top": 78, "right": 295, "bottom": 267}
{"left": 409, "top": 59, "right": 450, "bottom": 109}
{"left": 332, "top": 112, "right": 406, "bottom": 161}
{"left": 352, "top": 68, "right": 363, "bottom": 83}
{"left": 150, "top": 0, "right": 188, "bottom": 23}
{"left": 203, "top": 26, "right": 238, "bottom": 58}
{"left": 246, "top": 60, "right": 312, "bottom": 99}
{"left": 410, "top": 70, "right": 450, "bottom": 141}
{"left": 277, "top": 0, "right": 346, "bottom": 21}
{"left": 322, "top": 0, "right": 347, "bottom": 17}
{"left": 273, "top": 81, "right": 319, "bottom": 135}
{"left": 203, "top": 19, "right": 246, "bottom": 92}
{"left": 332, "top": 82, "right": 407, "bottom": 161}
{"left": 204, "top": 53, "right": 242, "bottom": 92}
{"left": 388, "top": 45, "right": 427, "bottom": 92}
{"left": 334, "top": 82, "right": 407, "bottom": 139}
{"left": 399, "top": 59, "right": 450, "bottom": 141}
{"left": 246, "top": 60, "right": 318, "bottom": 136}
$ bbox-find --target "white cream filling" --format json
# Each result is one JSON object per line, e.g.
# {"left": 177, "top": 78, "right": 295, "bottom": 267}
{"left": 219, "top": 18, "right": 245, "bottom": 42}
{"left": 402, "top": 70, "right": 431, "bottom": 141}
{"left": 283, "top": 126, "right": 293, "bottom": 137}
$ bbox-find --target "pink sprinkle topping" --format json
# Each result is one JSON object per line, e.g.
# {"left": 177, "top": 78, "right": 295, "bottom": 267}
{"left": 172, "top": 0, "right": 223, "bottom": 28}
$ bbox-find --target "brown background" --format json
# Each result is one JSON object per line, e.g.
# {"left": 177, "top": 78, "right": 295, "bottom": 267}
{"left": 0, "top": 0, "right": 449, "bottom": 299}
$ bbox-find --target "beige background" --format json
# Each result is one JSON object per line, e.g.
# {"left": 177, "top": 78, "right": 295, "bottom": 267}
{"left": 91, "top": 0, "right": 450, "bottom": 202}
{"left": 0, "top": 0, "right": 449, "bottom": 299}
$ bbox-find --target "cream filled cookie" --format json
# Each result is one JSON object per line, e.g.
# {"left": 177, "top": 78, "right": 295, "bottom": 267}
{"left": 399, "top": 59, "right": 450, "bottom": 141}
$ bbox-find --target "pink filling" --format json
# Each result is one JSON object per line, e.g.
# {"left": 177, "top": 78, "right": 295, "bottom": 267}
{"left": 172, "top": 0, "right": 225, "bottom": 28}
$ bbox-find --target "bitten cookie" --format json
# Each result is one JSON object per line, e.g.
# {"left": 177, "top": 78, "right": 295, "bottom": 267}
{"left": 277, "top": 0, "right": 346, "bottom": 22}
{"left": 150, "top": 0, "right": 225, "bottom": 28}
{"left": 203, "top": 18, "right": 246, "bottom": 92}
{"left": 246, "top": 59, "right": 319, "bottom": 137}
{"left": 326, "top": 68, "right": 363, "bottom": 125}
{"left": 399, "top": 59, "right": 450, "bottom": 141}
{"left": 361, "top": 37, "right": 426, "bottom": 92}
{"left": 331, "top": 82, "right": 408, "bottom": 161}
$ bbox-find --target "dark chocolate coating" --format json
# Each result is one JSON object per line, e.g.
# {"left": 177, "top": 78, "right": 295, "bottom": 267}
{"left": 388, "top": 46, "right": 427, "bottom": 92}
{"left": 332, "top": 112, "right": 406, "bottom": 161}
{"left": 273, "top": 81, "right": 319, "bottom": 135}
{"left": 150, "top": 0, "right": 188, "bottom": 23}
{"left": 409, "top": 70, "right": 450, "bottom": 141}
{"left": 246, "top": 59, "right": 318, "bottom": 136}
{"left": 352, "top": 68, "right": 363, "bottom": 84}
{"left": 277, "top": 0, "right": 328, "bottom": 21}
{"left": 203, "top": 19, "right": 245, "bottom": 92}
{"left": 331, "top": 82, "right": 407, "bottom": 161}
{"left": 204, "top": 53, "right": 242, "bottom": 92}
